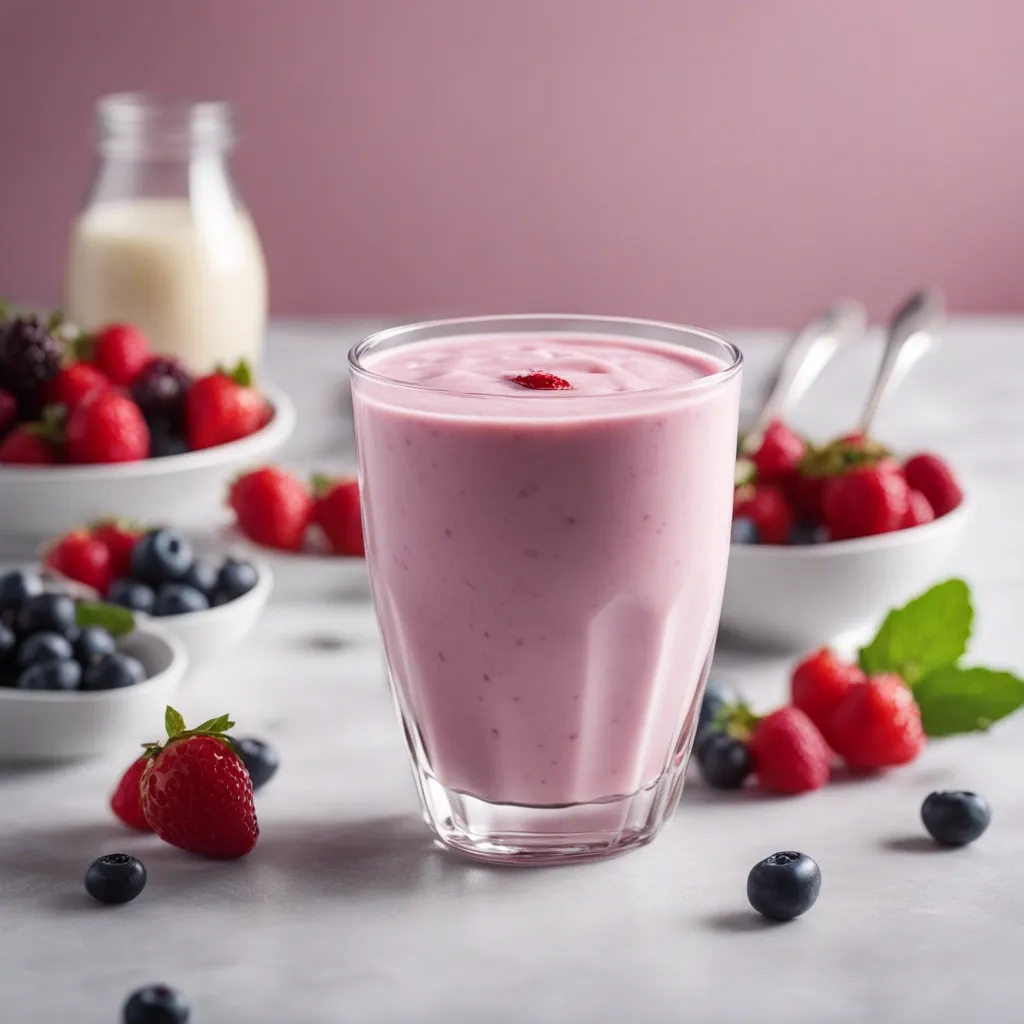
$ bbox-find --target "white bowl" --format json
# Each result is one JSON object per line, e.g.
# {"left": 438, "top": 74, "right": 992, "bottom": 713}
{"left": 218, "top": 527, "right": 368, "bottom": 601}
{"left": 0, "top": 384, "right": 295, "bottom": 545}
{"left": 720, "top": 501, "right": 971, "bottom": 651}
{"left": 0, "top": 623, "right": 188, "bottom": 762}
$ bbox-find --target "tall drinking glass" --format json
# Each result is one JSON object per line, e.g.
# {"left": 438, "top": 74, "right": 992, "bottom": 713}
{"left": 350, "top": 316, "right": 742, "bottom": 865}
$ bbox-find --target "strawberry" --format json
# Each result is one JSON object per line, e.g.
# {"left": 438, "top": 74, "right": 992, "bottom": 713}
{"left": 140, "top": 707, "right": 258, "bottom": 859}
{"left": 90, "top": 323, "right": 151, "bottom": 387}
{"left": 903, "top": 453, "right": 963, "bottom": 517}
{"left": 747, "top": 707, "right": 832, "bottom": 794}
{"left": 787, "top": 472, "right": 827, "bottom": 524}
{"left": 312, "top": 474, "right": 364, "bottom": 556}
{"left": 44, "top": 528, "right": 113, "bottom": 594}
{"left": 821, "top": 462, "right": 910, "bottom": 540}
{"left": 45, "top": 363, "right": 109, "bottom": 412}
{"left": 229, "top": 466, "right": 314, "bottom": 551}
{"left": 791, "top": 648, "right": 866, "bottom": 735}
{"left": 90, "top": 519, "right": 142, "bottom": 578}
{"left": 506, "top": 371, "right": 573, "bottom": 390}
{"left": 66, "top": 390, "right": 149, "bottom": 464}
{"left": 903, "top": 489, "right": 935, "bottom": 529}
{"left": 826, "top": 673, "right": 925, "bottom": 771}
{"left": 750, "top": 419, "right": 805, "bottom": 484}
{"left": 733, "top": 484, "right": 793, "bottom": 545}
{"left": 185, "top": 360, "right": 269, "bottom": 451}
{"left": 0, "top": 387, "right": 15, "bottom": 436}
{"left": 0, "top": 424, "right": 57, "bottom": 465}
{"left": 110, "top": 756, "right": 153, "bottom": 832}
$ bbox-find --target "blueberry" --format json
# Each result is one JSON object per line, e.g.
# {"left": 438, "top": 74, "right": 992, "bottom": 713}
{"left": 107, "top": 578, "right": 156, "bottom": 614}
{"left": 153, "top": 583, "right": 209, "bottom": 617}
{"left": 921, "top": 790, "right": 991, "bottom": 847}
{"left": 74, "top": 625, "right": 117, "bottom": 666}
{"left": 131, "top": 529, "right": 194, "bottom": 584}
{"left": 747, "top": 851, "right": 821, "bottom": 921}
{"left": 731, "top": 517, "right": 759, "bottom": 544}
{"left": 182, "top": 558, "right": 220, "bottom": 599}
{"left": 16, "top": 592, "right": 76, "bottom": 636}
{"left": 84, "top": 853, "right": 146, "bottom": 905}
{"left": 0, "top": 621, "right": 15, "bottom": 664}
{"left": 695, "top": 731, "right": 752, "bottom": 790}
{"left": 788, "top": 523, "right": 827, "bottom": 545}
{"left": 215, "top": 558, "right": 259, "bottom": 603}
{"left": 123, "top": 984, "right": 191, "bottom": 1024}
{"left": 230, "top": 736, "right": 280, "bottom": 790}
{"left": 82, "top": 652, "right": 147, "bottom": 691}
{"left": 697, "top": 679, "right": 733, "bottom": 735}
{"left": 17, "top": 659, "right": 81, "bottom": 690}
{"left": 16, "top": 630, "right": 74, "bottom": 668}
{"left": 63, "top": 624, "right": 81, "bottom": 644}
{"left": 0, "top": 569, "right": 42, "bottom": 617}
{"left": 150, "top": 431, "right": 190, "bottom": 459}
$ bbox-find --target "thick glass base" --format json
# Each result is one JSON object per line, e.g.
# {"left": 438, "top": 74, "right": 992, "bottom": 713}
{"left": 413, "top": 761, "right": 689, "bottom": 866}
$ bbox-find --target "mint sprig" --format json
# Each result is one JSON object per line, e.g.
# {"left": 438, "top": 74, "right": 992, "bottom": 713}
{"left": 857, "top": 579, "right": 1024, "bottom": 737}
{"left": 75, "top": 601, "right": 136, "bottom": 638}
{"left": 859, "top": 578, "right": 972, "bottom": 684}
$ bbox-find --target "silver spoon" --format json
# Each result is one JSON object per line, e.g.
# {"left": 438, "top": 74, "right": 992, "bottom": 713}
{"left": 741, "top": 300, "right": 867, "bottom": 453}
{"left": 856, "top": 288, "right": 945, "bottom": 437}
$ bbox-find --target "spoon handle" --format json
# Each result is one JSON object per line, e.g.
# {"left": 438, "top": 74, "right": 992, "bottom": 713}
{"left": 746, "top": 300, "right": 867, "bottom": 450}
{"left": 857, "top": 289, "right": 945, "bottom": 436}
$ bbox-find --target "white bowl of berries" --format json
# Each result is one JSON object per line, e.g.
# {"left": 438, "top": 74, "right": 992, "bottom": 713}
{"left": 721, "top": 423, "right": 970, "bottom": 649}
{"left": 0, "top": 315, "right": 295, "bottom": 543}
{"left": 0, "top": 567, "right": 188, "bottom": 762}
{"left": 221, "top": 466, "right": 369, "bottom": 598}
{"left": 42, "top": 523, "right": 272, "bottom": 667}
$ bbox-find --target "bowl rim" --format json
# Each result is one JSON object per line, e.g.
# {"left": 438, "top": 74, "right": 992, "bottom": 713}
{"left": 217, "top": 525, "right": 367, "bottom": 565}
{"left": 146, "top": 552, "right": 274, "bottom": 625}
{"left": 0, "top": 384, "right": 294, "bottom": 481}
{"left": 729, "top": 496, "right": 972, "bottom": 558}
{"left": 0, "top": 619, "right": 188, "bottom": 704}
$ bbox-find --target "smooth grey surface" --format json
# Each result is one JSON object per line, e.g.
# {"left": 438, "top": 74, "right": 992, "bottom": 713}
{"left": 3, "top": 318, "right": 1023, "bottom": 1023}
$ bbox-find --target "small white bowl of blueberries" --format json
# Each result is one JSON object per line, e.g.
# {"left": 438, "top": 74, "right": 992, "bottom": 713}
{"left": 0, "top": 568, "right": 188, "bottom": 761}
{"left": 43, "top": 523, "right": 272, "bottom": 667}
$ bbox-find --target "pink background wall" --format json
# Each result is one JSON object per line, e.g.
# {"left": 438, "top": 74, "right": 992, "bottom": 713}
{"left": 1, "top": 0, "right": 1021, "bottom": 327}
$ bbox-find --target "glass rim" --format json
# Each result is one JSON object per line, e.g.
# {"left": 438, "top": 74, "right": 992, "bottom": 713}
{"left": 348, "top": 314, "right": 743, "bottom": 401}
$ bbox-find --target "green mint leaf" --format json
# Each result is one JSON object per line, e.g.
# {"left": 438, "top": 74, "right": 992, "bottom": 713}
{"left": 165, "top": 706, "right": 187, "bottom": 738}
{"left": 75, "top": 601, "right": 135, "bottom": 638}
{"left": 858, "top": 579, "right": 973, "bottom": 684}
{"left": 915, "top": 665, "right": 1024, "bottom": 736}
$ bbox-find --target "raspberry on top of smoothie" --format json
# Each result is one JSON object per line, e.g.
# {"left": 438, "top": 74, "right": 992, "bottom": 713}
{"left": 505, "top": 371, "right": 574, "bottom": 391}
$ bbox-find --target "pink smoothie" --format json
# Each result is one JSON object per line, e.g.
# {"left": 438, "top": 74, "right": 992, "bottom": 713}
{"left": 352, "top": 332, "right": 740, "bottom": 808}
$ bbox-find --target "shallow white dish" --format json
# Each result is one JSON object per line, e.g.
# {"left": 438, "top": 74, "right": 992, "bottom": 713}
{"left": 720, "top": 501, "right": 971, "bottom": 651}
{"left": 0, "top": 623, "right": 188, "bottom": 762}
{"left": 218, "top": 527, "right": 368, "bottom": 600}
{"left": 0, "top": 384, "right": 295, "bottom": 544}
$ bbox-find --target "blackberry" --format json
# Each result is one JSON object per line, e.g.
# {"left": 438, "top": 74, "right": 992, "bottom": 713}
{"left": 130, "top": 357, "right": 193, "bottom": 426}
{"left": 0, "top": 316, "right": 64, "bottom": 414}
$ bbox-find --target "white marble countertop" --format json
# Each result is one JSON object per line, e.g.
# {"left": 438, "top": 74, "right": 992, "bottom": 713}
{"left": 4, "top": 318, "right": 1024, "bottom": 1023}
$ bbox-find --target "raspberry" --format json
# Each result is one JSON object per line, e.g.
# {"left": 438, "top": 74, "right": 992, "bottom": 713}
{"left": 130, "top": 357, "right": 193, "bottom": 426}
{"left": 733, "top": 484, "right": 793, "bottom": 545}
{"left": 791, "top": 648, "right": 865, "bottom": 736}
{"left": 506, "top": 371, "right": 573, "bottom": 390}
{"left": 747, "top": 707, "right": 832, "bottom": 794}
{"left": 903, "top": 453, "right": 963, "bottom": 518}
{"left": 826, "top": 673, "right": 926, "bottom": 771}
{"left": 750, "top": 420, "right": 806, "bottom": 483}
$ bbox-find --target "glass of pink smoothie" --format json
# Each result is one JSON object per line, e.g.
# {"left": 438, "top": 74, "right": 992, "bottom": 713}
{"left": 349, "top": 316, "right": 742, "bottom": 865}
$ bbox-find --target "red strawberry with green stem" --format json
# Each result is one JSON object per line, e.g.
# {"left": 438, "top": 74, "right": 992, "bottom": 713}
{"left": 87, "top": 323, "right": 151, "bottom": 388}
{"left": 45, "top": 363, "right": 110, "bottom": 412}
{"left": 0, "top": 424, "right": 58, "bottom": 464}
{"left": 903, "top": 453, "right": 963, "bottom": 518}
{"left": 822, "top": 460, "right": 910, "bottom": 540}
{"left": 90, "top": 519, "right": 143, "bottom": 579}
{"left": 44, "top": 528, "right": 113, "bottom": 594}
{"left": 110, "top": 756, "right": 153, "bottom": 832}
{"left": 312, "top": 473, "right": 365, "bottom": 556}
{"left": 790, "top": 647, "right": 866, "bottom": 736}
{"left": 750, "top": 419, "right": 806, "bottom": 484}
{"left": 903, "top": 490, "right": 935, "bottom": 529}
{"left": 733, "top": 484, "right": 793, "bottom": 544}
{"left": 140, "top": 707, "right": 258, "bottom": 859}
{"left": 66, "top": 390, "right": 149, "bottom": 464}
{"left": 229, "top": 466, "right": 314, "bottom": 551}
{"left": 185, "top": 360, "right": 269, "bottom": 451}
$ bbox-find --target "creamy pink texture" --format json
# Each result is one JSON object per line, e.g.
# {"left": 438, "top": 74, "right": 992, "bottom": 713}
{"left": 352, "top": 333, "right": 740, "bottom": 807}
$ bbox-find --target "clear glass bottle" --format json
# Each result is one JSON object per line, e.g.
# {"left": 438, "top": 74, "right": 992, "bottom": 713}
{"left": 66, "top": 93, "right": 267, "bottom": 373}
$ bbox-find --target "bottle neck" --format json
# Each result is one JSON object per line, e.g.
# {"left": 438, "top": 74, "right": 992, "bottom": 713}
{"left": 96, "top": 93, "right": 235, "bottom": 162}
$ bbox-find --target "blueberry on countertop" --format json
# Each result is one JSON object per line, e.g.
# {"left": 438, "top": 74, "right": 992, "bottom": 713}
{"left": 697, "top": 679, "right": 733, "bottom": 736}
{"left": 921, "top": 791, "right": 991, "bottom": 847}
{"left": 123, "top": 983, "right": 191, "bottom": 1023}
{"left": 84, "top": 853, "right": 147, "bottom": 905}
{"left": 695, "top": 731, "right": 752, "bottom": 790}
{"left": 229, "top": 736, "right": 281, "bottom": 791}
{"left": 747, "top": 851, "right": 821, "bottom": 921}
